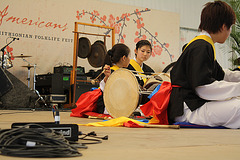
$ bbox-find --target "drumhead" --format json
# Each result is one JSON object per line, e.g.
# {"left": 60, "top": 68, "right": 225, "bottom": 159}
{"left": 143, "top": 73, "right": 170, "bottom": 91}
{"left": 155, "top": 73, "right": 171, "bottom": 82}
{"left": 103, "top": 68, "right": 139, "bottom": 118}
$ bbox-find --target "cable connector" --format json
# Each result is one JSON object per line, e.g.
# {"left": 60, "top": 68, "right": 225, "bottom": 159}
{"left": 101, "top": 135, "right": 108, "bottom": 140}
{"left": 87, "top": 131, "right": 97, "bottom": 136}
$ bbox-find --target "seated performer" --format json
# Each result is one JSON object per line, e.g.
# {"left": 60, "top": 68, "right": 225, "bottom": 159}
{"left": 127, "top": 40, "right": 154, "bottom": 87}
{"left": 71, "top": 43, "right": 130, "bottom": 118}
{"left": 167, "top": 1, "right": 240, "bottom": 129}
{"left": 96, "top": 43, "right": 131, "bottom": 114}
{"left": 127, "top": 40, "right": 155, "bottom": 104}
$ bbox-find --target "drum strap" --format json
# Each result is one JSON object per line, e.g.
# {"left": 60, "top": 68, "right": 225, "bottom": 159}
{"left": 129, "top": 59, "right": 146, "bottom": 83}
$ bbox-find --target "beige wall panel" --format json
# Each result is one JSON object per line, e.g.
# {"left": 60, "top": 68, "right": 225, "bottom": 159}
{"left": 0, "top": 0, "right": 179, "bottom": 88}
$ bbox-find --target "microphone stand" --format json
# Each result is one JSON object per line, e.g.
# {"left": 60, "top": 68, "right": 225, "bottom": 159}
{"left": 0, "top": 38, "right": 17, "bottom": 68}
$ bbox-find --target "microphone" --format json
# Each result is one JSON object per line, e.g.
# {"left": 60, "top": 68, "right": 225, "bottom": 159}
{"left": 10, "top": 37, "right": 19, "bottom": 40}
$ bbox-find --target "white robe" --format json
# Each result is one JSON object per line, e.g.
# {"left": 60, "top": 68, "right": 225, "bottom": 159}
{"left": 176, "top": 69, "right": 240, "bottom": 129}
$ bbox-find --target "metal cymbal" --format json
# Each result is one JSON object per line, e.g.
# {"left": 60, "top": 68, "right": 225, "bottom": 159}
{"left": 14, "top": 54, "right": 32, "bottom": 58}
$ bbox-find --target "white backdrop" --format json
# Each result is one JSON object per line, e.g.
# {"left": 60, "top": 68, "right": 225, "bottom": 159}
{"left": 0, "top": 0, "right": 179, "bottom": 88}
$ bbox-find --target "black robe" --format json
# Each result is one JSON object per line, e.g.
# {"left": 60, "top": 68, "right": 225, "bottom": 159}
{"left": 168, "top": 37, "right": 225, "bottom": 124}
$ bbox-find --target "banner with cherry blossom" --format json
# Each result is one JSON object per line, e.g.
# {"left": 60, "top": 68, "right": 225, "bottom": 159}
{"left": 0, "top": 0, "right": 179, "bottom": 87}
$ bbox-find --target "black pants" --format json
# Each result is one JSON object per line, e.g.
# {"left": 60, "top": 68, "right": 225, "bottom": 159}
{"left": 96, "top": 90, "right": 105, "bottom": 114}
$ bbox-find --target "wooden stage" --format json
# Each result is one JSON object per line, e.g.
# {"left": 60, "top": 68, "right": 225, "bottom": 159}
{"left": 0, "top": 109, "right": 240, "bottom": 160}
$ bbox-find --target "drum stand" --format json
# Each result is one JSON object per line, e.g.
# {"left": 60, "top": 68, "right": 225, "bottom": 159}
{"left": 22, "top": 58, "right": 48, "bottom": 108}
{"left": 26, "top": 65, "right": 31, "bottom": 88}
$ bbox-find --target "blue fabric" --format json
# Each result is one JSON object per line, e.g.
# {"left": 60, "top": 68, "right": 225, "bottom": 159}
{"left": 91, "top": 87, "right": 98, "bottom": 91}
{"left": 173, "top": 122, "right": 227, "bottom": 129}
{"left": 147, "top": 84, "right": 161, "bottom": 99}
{"left": 137, "top": 119, "right": 149, "bottom": 123}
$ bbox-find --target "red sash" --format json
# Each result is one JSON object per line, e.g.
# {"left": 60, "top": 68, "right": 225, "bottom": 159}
{"left": 140, "top": 81, "right": 180, "bottom": 125}
{"left": 70, "top": 88, "right": 102, "bottom": 118}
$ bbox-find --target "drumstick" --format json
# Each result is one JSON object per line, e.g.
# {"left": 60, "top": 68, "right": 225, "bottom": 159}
{"left": 138, "top": 123, "right": 180, "bottom": 129}
{"left": 135, "top": 74, "right": 152, "bottom": 78}
{"left": 152, "top": 72, "right": 171, "bottom": 78}
{"left": 131, "top": 70, "right": 170, "bottom": 79}
{"left": 88, "top": 115, "right": 112, "bottom": 120}
{"left": 91, "top": 69, "right": 106, "bottom": 85}
{"left": 130, "top": 70, "right": 152, "bottom": 75}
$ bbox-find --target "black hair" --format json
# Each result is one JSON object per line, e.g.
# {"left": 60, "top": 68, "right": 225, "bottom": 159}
{"left": 103, "top": 43, "right": 130, "bottom": 67}
{"left": 136, "top": 40, "right": 152, "bottom": 51}
{"left": 199, "top": 1, "right": 236, "bottom": 33}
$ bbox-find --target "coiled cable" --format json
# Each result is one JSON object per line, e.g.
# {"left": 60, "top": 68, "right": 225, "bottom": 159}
{"left": 0, "top": 124, "right": 82, "bottom": 158}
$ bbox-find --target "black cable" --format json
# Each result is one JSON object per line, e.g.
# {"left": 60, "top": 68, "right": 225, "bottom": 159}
{"left": 0, "top": 124, "right": 82, "bottom": 158}
{"left": 69, "top": 141, "right": 88, "bottom": 149}
{"left": 78, "top": 131, "right": 108, "bottom": 145}
{"left": 78, "top": 137, "right": 102, "bottom": 145}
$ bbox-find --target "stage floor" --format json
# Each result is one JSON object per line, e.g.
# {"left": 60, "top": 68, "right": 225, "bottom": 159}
{"left": 0, "top": 109, "right": 240, "bottom": 160}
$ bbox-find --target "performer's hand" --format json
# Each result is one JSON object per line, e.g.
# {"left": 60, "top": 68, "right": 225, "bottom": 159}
{"left": 103, "top": 65, "right": 111, "bottom": 82}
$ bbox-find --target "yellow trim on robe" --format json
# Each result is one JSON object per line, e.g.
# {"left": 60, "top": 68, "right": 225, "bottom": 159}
{"left": 183, "top": 35, "right": 216, "bottom": 60}
{"left": 129, "top": 59, "right": 147, "bottom": 83}
{"left": 130, "top": 59, "right": 144, "bottom": 73}
{"left": 110, "top": 65, "right": 120, "bottom": 71}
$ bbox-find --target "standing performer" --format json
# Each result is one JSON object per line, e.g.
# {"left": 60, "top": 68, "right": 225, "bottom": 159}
{"left": 168, "top": 1, "right": 240, "bottom": 129}
{"left": 127, "top": 40, "right": 154, "bottom": 87}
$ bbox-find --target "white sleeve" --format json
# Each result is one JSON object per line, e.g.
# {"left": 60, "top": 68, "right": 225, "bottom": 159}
{"left": 195, "top": 80, "right": 240, "bottom": 101}
{"left": 99, "top": 79, "right": 105, "bottom": 91}
{"left": 223, "top": 69, "right": 240, "bottom": 82}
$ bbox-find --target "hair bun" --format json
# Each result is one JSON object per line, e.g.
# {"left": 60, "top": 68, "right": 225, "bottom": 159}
{"left": 108, "top": 49, "right": 113, "bottom": 57}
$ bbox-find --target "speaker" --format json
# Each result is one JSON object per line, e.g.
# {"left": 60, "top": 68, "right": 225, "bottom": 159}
{"left": 74, "top": 82, "right": 98, "bottom": 102}
{"left": 54, "top": 66, "right": 85, "bottom": 75}
{"left": 0, "top": 70, "right": 38, "bottom": 109}
{"left": 51, "top": 73, "right": 88, "bottom": 94}
{"left": 35, "top": 73, "right": 52, "bottom": 95}
{"left": 52, "top": 73, "right": 98, "bottom": 103}
{"left": 0, "top": 67, "right": 13, "bottom": 96}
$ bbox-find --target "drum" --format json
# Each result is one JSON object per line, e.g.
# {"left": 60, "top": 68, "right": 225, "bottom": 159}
{"left": 103, "top": 69, "right": 171, "bottom": 118}
{"left": 143, "top": 73, "right": 170, "bottom": 91}
{"left": 103, "top": 68, "right": 140, "bottom": 118}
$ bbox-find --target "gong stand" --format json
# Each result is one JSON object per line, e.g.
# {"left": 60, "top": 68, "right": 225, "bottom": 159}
{"left": 64, "top": 22, "right": 115, "bottom": 108}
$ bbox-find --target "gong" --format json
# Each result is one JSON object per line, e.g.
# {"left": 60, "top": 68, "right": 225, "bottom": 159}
{"left": 78, "top": 37, "right": 91, "bottom": 58}
{"left": 88, "top": 40, "right": 107, "bottom": 68}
